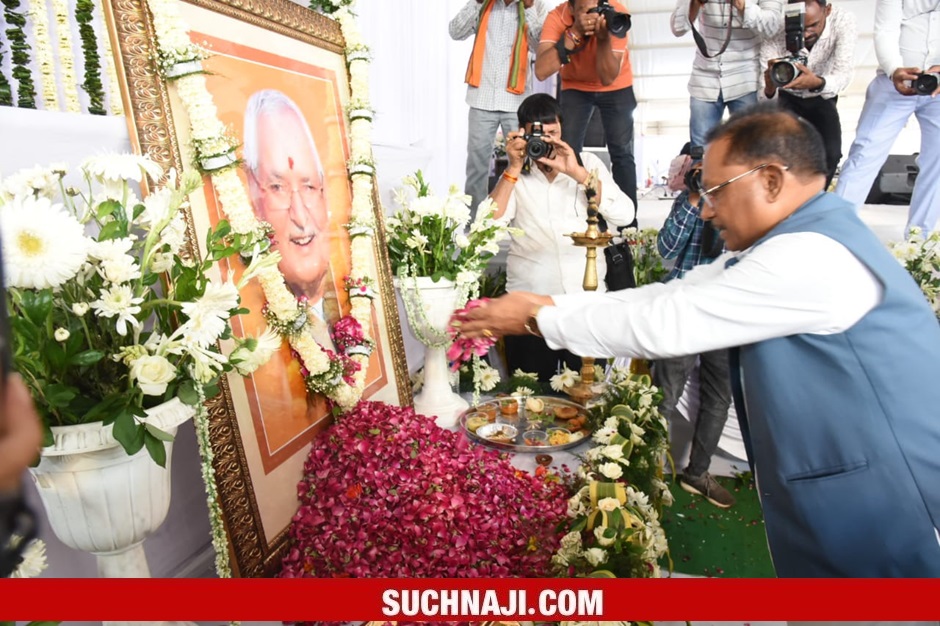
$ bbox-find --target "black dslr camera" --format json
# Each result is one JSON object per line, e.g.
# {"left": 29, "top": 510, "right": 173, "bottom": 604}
{"left": 524, "top": 122, "right": 554, "bottom": 160}
{"left": 914, "top": 72, "right": 940, "bottom": 95}
{"left": 685, "top": 145, "right": 705, "bottom": 192}
{"left": 587, "top": 0, "right": 632, "bottom": 39}
{"left": 769, "top": 1, "right": 808, "bottom": 88}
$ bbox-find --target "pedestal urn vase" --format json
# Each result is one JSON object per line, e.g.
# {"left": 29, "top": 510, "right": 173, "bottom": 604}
{"left": 396, "top": 275, "right": 472, "bottom": 428}
{"left": 28, "top": 398, "right": 195, "bottom": 577}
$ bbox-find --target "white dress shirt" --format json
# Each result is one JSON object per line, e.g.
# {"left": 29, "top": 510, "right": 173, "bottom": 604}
{"left": 449, "top": 0, "right": 548, "bottom": 112}
{"left": 671, "top": 0, "right": 783, "bottom": 102}
{"left": 759, "top": 5, "right": 857, "bottom": 99}
{"left": 874, "top": 0, "right": 940, "bottom": 77}
{"left": 539, "top": 231, "right": 883, "bottom": 359}
{"left": 501, "top": 151, "right": 636, "bottom": 295}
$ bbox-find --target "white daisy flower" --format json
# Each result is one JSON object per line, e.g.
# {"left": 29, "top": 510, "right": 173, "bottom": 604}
{"left": 476, "top": 364, "right": 500, "bottom": 392}
{"left": 91, "top": 284, "right": 144, "bottom": 336}
{"left": 0, "top": 195, "right": 89, "bottom": 289}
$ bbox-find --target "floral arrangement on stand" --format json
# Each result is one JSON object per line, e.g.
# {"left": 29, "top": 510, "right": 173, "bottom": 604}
{"left": 0, "top": 157, "right": 276, "bottom": 462}
{"left": 0, "top": 156, "right": 280, "bottom": 577}
{"left": 889, "top": 226, "right": 940, "bottom": 320}
{"left": 552, "top": 368, "right": 672, "bottom": 578}
{"left": 280, "top": 401, "right": 570, "bottom": 577}
{"left": 387, "top": 171, "right": 517, "bottom": 398}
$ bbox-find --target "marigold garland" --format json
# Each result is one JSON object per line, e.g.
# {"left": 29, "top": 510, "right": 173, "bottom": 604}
{"left": 26, "top": 0, "right": 58, "bottom": 110}
{"left": 51, "top": 0, "right": 81, "bottom": 112}
{"left": 75, "top": 0, "right": 105, "bottom": 115}
{"left": 2, "top": 0, "right": 37, "bottom": 108}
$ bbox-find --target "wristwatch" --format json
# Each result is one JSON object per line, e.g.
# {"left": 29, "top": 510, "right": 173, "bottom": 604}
{"left": 524, "top": 306, "right": 543, "bottom": 337}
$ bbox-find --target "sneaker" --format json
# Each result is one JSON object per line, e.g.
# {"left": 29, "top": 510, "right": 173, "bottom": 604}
{"left": 679, "top": 472, "right": 736, "bottom": 509}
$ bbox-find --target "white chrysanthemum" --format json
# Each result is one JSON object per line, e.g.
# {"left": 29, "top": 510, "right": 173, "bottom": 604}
{"left": 454, "top": 233, "right": 470, "bottom": 248}
{"left": 1, "top": 195, "right": 89, "bottom": 289}
{"left": 185, "top": 281, "right": 239, "bottom": 320}
{"left": 99, "top": 254, "right": 141, "bottom": 284}
{"left": 409, "top": 195, "right": 442, "bottom": 218}
{"left": 158, "top": 213, "right": 187, "bottom": 255}
{"left": 599, "top": 462, "right": 623, "bottom": 480}
{"left": 91, "top": 284, "right": 144, "bottom": 336}
{"left": 150, "top": 251, "right": 174, "bottom": 274}
{"left": 82, "top": 153, "right": 162, "bottom": 184}
{"left": 596, "top": 497, "right": 621, "bottom": 512}
{"left": 9, "top": 537, "right": 47, "bottom": 578}
{"left": 0, "top": 165, "right": 62, "bottom": 201}
{"left": 141, "top": 187, "right": 175, "bottom": 225}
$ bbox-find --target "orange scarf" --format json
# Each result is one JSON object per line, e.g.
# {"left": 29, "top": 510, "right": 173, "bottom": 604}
{"left": 464, "top": 0, "right": 528, "bottom": 95}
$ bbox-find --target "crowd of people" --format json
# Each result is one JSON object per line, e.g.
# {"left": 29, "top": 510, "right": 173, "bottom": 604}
{"left": 449, "top": 0, "right": 940, "bottom": 577}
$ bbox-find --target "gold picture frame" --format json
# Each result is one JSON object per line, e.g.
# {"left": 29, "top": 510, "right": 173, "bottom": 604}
{"left": 104, "top": 0, "right": 412, "bottom": 576}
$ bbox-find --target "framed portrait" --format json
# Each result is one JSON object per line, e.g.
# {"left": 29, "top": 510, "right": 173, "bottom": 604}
{"left": 105, "top": 0, "right": 412, "bottom": 575}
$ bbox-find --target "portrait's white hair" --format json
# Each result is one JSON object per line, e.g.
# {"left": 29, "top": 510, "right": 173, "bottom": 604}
{"left": 243, "top": 89, "right": 324, "bottom": 180}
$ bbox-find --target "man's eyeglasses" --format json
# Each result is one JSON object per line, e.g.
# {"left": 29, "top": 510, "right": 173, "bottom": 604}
{"left": 695, "top": 163, "right": 789, "bottom": 208}
{"left": 258, "top": 181, "right": 324, "bottom": 212}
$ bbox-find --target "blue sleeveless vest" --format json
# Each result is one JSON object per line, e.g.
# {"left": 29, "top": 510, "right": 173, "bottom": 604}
{"left": 730, "top": 192, "right": 940, "bottom": 577}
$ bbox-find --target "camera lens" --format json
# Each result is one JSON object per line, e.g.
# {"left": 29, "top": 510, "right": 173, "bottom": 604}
{"left": 526, "top": 138, "right": 550, "bottom": 160}
{"left": 606, "top": 12, "right": 631, "bottom": 38}
{"left": 770, "top": 60, "right": 799, "bottom": 87}
{"left": 914, "top": 73, "right": 939, "bottom": 95}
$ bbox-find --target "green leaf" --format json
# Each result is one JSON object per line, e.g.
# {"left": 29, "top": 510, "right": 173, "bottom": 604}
{"left": 68, "top": 350, "right": 105, "bottom": 366}
{"left": 132, "top": 203, "right": 146, "bottom": 219}
{"left": 143, "top": 431, "right": 168, "bottom": 467}
{"left": 113, "top": 410, "right": 145, "bottom": 456}
{"left": 19, "top": 289, "right": 54, "bottom": 327}
{"left": 44, "top": 383, "right": 77, "bottom": 408}
{"left": 96, "top": 198, "right": 122, "bottom": 220}
{"left": 98, "top": 220, "right": 125, "bottom": 241}
{"left": 177, "top": 380, "right": 200, "bottom": 405}
{"left": 145, "top": 422, "right": 176, "bottom": 442}
{"left": 41, "top": 423, "right": 54, "bottom": 448}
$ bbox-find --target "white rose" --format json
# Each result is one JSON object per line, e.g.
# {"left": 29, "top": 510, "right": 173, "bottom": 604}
{"left": 599, "top": 462, "right": 623, "bottom": 480}
{"left": 584, "top": 547, "right": 607, "bottom": 566}
{"left": 594, "top": 526, "right": 616, "bottom": 547}
{"left": 54, "top": 328, "right": 70, "bottom": 342}
{"left": 602, "top": 444, "right": 624, "bottom": 460}
{"left": 129, "top": 354, "right": 177, "bottom": 396}
{"left": 596, "top": 497, "right": 620, "bottom": 512}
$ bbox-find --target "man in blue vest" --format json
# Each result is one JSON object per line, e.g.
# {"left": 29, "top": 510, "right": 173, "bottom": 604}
{"left": 453, "top": 105, "right": 940, "bottom": 576}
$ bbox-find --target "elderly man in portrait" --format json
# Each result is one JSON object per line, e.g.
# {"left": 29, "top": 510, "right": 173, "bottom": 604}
{"left": 243, "top": 89, "right": 337, "bottom": 349}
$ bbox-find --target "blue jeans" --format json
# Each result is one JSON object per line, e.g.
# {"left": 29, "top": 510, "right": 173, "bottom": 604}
{"left": 653, "top": 350, "right": 732, "bottom": 477}
{"left": 466, "top": 107, "right": 519, "bottom": 219}
{"left": 559, "top": 86, "right": 638, "bottom": 214}
{"left": 689, "top": 91, "right": 758, "bottom": 151}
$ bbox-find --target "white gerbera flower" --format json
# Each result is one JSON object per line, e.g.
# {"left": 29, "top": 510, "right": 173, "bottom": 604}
{"left": 141, "top": 187, "right": 175, "bottom": 225}
{"left": 229, "top": 327, "right": 282, "bottom": 376}
{"left": 91, "top": 284, "right": 144, "bottom": 336}
{"left": 0, "top": 165, "right": 62, "bottom": 201}
{"left": 476, "top": 364, "right": 500, "bottom": 392}
{"left": 82, "top": 153, "right": 162, "bottom": 184}
{"left": 9, "top": 537, "right": 47, "bottom": 578}
{"left": 0, "top": 195, "right": 89, "bottom": 289}
{"left": 158, "top": 213, "right": 188, "bottom": 256}
{"left": 550, "top": 367, "right": 579, "bottom": 392}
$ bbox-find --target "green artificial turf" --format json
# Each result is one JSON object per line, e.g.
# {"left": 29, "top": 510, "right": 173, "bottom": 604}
{"left": 659, "top": 473, "right": 776, "bottom": 578}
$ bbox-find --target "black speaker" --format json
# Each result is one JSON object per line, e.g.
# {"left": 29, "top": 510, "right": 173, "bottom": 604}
{"left": 865, "top": 153, "right": 919, "bottom": 205}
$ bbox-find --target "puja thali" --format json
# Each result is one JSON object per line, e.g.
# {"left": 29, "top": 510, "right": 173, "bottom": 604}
{"left": 459, "top": 395, "right": 592, "bottom": 453}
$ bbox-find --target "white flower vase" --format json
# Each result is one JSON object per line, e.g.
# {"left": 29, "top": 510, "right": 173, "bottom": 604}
{"left": 28, "top": 398, "right": 195, "bottom": 578}
{"left": 397, "top": 276, "right": 471, "bottom": 428}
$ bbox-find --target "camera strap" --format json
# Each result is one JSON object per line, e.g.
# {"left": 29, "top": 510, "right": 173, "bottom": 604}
{"left": 689, "top": 1, "right": 734, "bottom": 59}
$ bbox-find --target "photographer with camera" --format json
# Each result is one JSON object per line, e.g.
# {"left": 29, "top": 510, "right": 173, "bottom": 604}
{"left": 835, "top": 0, "right": 940, "bottom": 233}
{"left": 449, "top": 0, "right": 548, "bottom": 218}
{"left": 534, "top": 0, "right": 638, "bottom": 222}
{"left": 488, "top": 93, "right": 635, "bottom": 381}
{"left": 761, "top": 0, "right": 856, "bottom": 187}
{"left": 672, "top": 0, "right": 782, "bottom": 152}
{"left": 655, "top": 142, "right": 735, "bottom": 509}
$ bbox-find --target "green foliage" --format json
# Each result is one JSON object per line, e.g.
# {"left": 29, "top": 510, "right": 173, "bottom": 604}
{"left": 75, "top": 0, "right": 105, "bottom": 115}
{"left": 478, "top": 265, "right": 507, "bottom": 299}
{"left": 621, "top": 226, "right": 669, "bottom": 286}
{"left": 889, "top": 227, "right": 940, "bottom": 320}
{"left": 1, "top": 0, "right": 35, "bottom": 108}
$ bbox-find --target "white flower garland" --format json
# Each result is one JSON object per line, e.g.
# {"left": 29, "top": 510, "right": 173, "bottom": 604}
{"left": 51, "top": 0, "right": 80, "bottom": 112}
{"left": 26, "top": 0, "right": 58, "bottom": 110}
{"left": 192, "top": 380, "right": 232, "bottom": 577}
{"left": 145, "top": 0, "right": 375, "bottom": 406}
{"left": 101, "top": 22, "right": 125, "bottom": 116}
